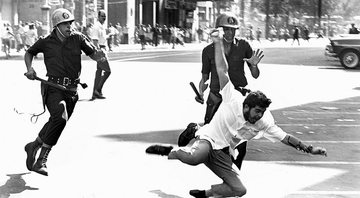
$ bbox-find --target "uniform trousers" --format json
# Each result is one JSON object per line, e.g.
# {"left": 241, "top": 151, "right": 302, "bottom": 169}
{"left": 38, "top": 85, "right": 78, "bottom": 146}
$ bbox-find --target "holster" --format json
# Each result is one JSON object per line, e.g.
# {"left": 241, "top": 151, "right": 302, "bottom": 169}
{"left": 204, "top": 91, "right": 222, "bottom": 124}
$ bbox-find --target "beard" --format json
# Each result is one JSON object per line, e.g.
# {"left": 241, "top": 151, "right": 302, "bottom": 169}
{"left": 244, "top": 110, "right": 258, "bottom": 124}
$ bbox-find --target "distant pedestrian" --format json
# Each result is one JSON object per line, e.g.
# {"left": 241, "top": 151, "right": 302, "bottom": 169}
{"left": 284, "top": 28, "right": 290, "bottom": 42}
{"left": 138, "top": 24, "right": 146, "bottom": 50}
{"left": 256, "top": 27, "right": 261, "bottom": 42}
{"left": 90, "top": 10, "right": 112, "bottom": 99}
{"left": 1, "top": 23, "right": 14, "bottom": 58}
{"left": 269, "top": 26, "right": 276, "bottom": 41}
{"left": 246, "top": 26, "right": 254, "bottom": 42}
{"left": 24, "top": 23, "right": 38, "bottom": 50}
{"left": 317, "top": 28, "right": 324, "bottom": 39}
{"left": 303, "top": 26, "right": 310, "bottom": 42}
{"left": 170, "top": 25, "right": 178, "bottom": 49}
{"left": 291, "top": 25, "right": 300, "bottom": 45}
{"left": 197, "top": 27, "right": 204, "bottom": 43}
{"left": 152, "top": 24, "right": 160, "bottom": 47}
{"left": 349, "top": 23, "right": 359, "bottom": 34}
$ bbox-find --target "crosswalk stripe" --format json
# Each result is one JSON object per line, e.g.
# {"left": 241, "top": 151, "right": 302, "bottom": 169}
{"left": 290, "top": 191, "right": 360, "bottom": 195}
{"left": 252, "top": 161, "right": 360, "bottom": 165}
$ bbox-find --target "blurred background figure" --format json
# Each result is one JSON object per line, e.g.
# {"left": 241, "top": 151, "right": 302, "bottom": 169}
{"left": 291, "top": 25, "right": 300, "bottom": 45}
{"left": 1, "top": 23, "right": 14, "bottom": 58}
{"left": 349, "top": 23, "right": 359, "bottom": 34}
{"left": 24, "top": 23, "right": 38, "bottom": 51}
{"left": 256, "top": 27, "right": 262, "bottom": 43}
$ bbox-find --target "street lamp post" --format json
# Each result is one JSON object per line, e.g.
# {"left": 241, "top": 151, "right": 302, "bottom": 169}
{"left": 41, "top": 0, "right": 51, "bottom": 36}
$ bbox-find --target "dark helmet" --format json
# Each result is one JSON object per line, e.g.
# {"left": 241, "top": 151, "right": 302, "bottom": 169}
{"left": 215, "top": 12, "right": 239, "bottom": 29}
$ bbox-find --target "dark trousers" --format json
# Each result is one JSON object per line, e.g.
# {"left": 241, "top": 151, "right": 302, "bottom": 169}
{"left": 93, "top": 46, "right": 111, "bottom": 93}
{"left": 38, "top": 85, "right": 78, "bottom": 146}
{"left": 204, "top": 89, "right": 248, "bottom": 170}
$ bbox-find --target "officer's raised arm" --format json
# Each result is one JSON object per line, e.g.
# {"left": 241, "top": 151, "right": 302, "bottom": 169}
{"left": 211, "top": 29, "right": 229, "bottom": 90}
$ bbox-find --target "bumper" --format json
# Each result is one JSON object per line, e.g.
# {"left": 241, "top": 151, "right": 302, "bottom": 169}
{"left": 325, "top": 44, "right": 337, "bottom": 57}
{"left": 325, "top": 50, "right": 337, "bottom": 57}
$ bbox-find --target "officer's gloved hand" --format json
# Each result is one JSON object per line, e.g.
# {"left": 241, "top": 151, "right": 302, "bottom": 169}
{"left": 25, "top": 67, "right": 37, "bottom": 80}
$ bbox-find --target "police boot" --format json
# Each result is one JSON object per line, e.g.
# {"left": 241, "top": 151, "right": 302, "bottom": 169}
{"left": 24, "top": 138, "right": 42, "bottom": 171}
{"left": 32, "top": 145, "right": 51, "bottom": 176}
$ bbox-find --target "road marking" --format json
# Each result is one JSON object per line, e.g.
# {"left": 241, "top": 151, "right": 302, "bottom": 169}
{"left": 290, "top": 191, "right": 360, "bottom": 195}
{"left": 252, "top": 161, "right": 360, "bottom": 165}
{"left": 277, "top": 123, "right": 360, "bottom": 127}
{"left": 282, "top": 111, "right": 360, "bottom": 115}
{"left": 254, "top": 140, "right": 360, "bottom": 143}
{"left": 325, "top": 101, "right": 360, "bottom": 104}
{"left": 114, "top": 52, "right": 195, "bottom": 62}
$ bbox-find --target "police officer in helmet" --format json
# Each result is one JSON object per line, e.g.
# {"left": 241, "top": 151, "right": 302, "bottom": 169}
{"left": 178, "top": 12, "right": 264, "bottom": 170}
{"left": 24, "top": 8, "right": 106, "bottom": 176}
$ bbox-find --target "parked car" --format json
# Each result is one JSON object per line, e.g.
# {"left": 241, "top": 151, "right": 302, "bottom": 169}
{"left": 325, "top": 34, "right": 360, "bottom": 69}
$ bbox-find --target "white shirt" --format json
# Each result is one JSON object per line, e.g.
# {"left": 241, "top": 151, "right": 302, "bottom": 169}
{"left": 24, "top": 29, "right": 37, "bottom": 46}
{"left": 90, "top": 21, "right": 107, "bottom": 45}
{"left": 196, "top": 82, "right": 287, "bottom": 153}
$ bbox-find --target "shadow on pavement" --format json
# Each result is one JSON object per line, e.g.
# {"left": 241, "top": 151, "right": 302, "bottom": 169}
{"left": 0, "top": 172, "right": 38, "bottom": 197}
{"left": 149, "top": 190, "right": 184, "bottom": 198}
{"left": 98, "top": 129, "right": 182, "bottom": 145}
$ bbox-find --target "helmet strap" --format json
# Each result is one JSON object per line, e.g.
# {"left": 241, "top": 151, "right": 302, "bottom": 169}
{"left": 223, "top": 37, "right": 233, "bottom": 43}
{"left": 56, "top": 26, "right": 66, "bottom": 41}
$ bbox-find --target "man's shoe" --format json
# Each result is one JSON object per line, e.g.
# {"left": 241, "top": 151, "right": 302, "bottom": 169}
{"left": 24, "top": 141, "right": 41, "bottom": 171}
{"left": 145, "top": 145, "right": 173, "bottom": 156}
{"left": 189, "top": 189, "right": 206, "bottom": 198}
{"left": 178, "top": 123, "right": 199, "bottom": 146}
{"left": 92, "top": 90, "right": 106, "bottom": 99}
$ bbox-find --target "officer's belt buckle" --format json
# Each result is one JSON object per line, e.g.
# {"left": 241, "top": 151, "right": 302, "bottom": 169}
{"left": 63, "top": 77, "right": 70, "bottom": 87}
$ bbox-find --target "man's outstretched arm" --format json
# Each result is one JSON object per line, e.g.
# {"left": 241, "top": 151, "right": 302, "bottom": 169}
{"left": 281, "top": 134, "right": 327, "bottom": 156}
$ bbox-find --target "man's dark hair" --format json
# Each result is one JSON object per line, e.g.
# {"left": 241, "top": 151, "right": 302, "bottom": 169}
{"left": 243, "top": 90, "right": 272, "bottom": 109}
{"left": 98, "top": 10, "right": 106, "bottom": 17}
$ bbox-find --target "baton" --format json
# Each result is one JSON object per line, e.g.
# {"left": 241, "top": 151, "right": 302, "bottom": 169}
{"left": 190, "top": 82, "right": 202, "bottom": 100}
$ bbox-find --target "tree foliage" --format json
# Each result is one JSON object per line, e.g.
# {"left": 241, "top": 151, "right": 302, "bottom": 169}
{"left": 252, "top": 0, "right": 343, "bottom": 18}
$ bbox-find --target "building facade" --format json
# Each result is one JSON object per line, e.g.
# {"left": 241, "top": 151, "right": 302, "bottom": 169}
{"left": 1, "top": 0, "right": 213, "bottom": 43}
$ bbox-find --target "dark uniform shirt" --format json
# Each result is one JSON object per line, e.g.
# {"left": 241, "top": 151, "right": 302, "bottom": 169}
{"left": 27, "top": 30, "right": 96, "bottom": 79}
{"left": 202, "top": 38, "right": 253, "bottom": 92}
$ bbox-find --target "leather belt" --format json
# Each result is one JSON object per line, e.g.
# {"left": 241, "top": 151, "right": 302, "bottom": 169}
{"left": 48, "top": 76, "right": 79, "bottom": 87}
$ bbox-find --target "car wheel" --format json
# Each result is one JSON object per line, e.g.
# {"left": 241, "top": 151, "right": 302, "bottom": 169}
{"left": 339, "top": 50, "right": 360, "bottom": 69}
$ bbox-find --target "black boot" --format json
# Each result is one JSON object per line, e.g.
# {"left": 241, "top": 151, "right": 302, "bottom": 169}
{"left": 189, "top": 189, "right": 206, "bottom": 198}
{"left": 33, "top": 146, "right": 51, "bottom": 176}
{"left": 24, "top": 138, "right": 42, "bottom": 171}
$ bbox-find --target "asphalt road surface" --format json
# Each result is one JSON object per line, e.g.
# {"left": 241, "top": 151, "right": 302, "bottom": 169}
{"left": 0, "top": 39, "right": 359, "bottom": 198}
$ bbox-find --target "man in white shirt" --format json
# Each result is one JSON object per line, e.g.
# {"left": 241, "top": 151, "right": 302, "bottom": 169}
{"left": 90, "top": 10, "right": 111, "bottom": 99}
{"left": 146, "top": 28, "right": 327, "bottom": 198}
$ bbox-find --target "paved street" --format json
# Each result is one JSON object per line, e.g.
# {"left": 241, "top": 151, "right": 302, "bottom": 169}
{"left": 0, "top": 40, "right": 359, "bottom": 198}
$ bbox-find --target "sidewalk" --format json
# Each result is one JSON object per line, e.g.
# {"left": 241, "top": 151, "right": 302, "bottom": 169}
{"left": 110, "top": 37, "right": 329, "bottom": 52}
{"left": 0, "top": 38, "right": 329, "bottom": 60}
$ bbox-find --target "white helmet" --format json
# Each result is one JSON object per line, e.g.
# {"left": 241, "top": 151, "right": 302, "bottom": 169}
{"left": 51, "top": 8, "right": 74, "bottom": 27}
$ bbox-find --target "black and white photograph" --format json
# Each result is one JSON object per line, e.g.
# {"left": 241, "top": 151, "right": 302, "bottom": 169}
{"left": 0, "top": 0, "right": 359, "bottom": 197}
